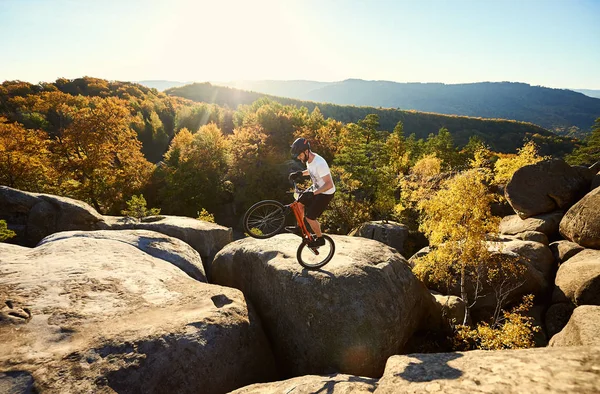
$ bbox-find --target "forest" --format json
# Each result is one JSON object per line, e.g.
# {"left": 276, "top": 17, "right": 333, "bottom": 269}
{"left": 166, "top": 82, "right": 578, "bottom": 155}
{"left": 1, "top": 77, "right": 598, "bottom": 234}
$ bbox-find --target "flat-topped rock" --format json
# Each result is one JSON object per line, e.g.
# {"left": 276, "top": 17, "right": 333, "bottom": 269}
{"left": 0, "top": 231, "right": 276, "bottom": 393}
{"left": 211, "top": 234, "right": 437, "bottom": 378}
{"left": 376, "top": 346, "right": 600, "bottom": 393}
{"left": 231, "top": 373, "right": 378, "bottom": 394}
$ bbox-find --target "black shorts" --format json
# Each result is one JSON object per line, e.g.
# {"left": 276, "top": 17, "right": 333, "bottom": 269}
{"left": 299, "top": 192, "right": 335, "bottom": 220}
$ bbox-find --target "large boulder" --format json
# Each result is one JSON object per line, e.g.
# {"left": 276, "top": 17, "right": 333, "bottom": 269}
{"left": 549, "top": 305, "right": 600, "bottom": 347}
{"left": 376, "top": 346, "right": 600, "bottom": 393}
{"left": 230, "top": 374, "right": 378, "bottom": 394}
{"left": 211, "top": 234, "right": 437, "bottom": 378}
{"left": 0, "top": 231, "right": 276, "bottom": 394}
{"left": 559, "top": 186, "right": 600, "bottom": 249}
{"left": 0, "top": 185, "right": 106, "bottom": 246}
{"left": 549, "top": 240, "right": 585, "bottom": 265}
{"left": 350, "top": 221, "right": 409, "bottom": 256}
{"left": 553, "top": 249, "right": 600, "bottom": 305}
{"left": 504, "top": 159, "right": 590, "bottom": 219}
{"left": 498, "top": 212, "right": 563, "bottom": 237}
{"left": 0, "top": 186, "right": 233, "bottom": 271}
{"left": 105, "top": 215, "right": 233, "bottom": 277}
{"left": 544, "top": 302, "right": 576, "bottom": 338}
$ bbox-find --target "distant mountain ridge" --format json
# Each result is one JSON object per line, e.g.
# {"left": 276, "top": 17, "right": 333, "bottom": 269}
{"left": 166, "top": 82, "right": 577, "bottom": 157}
{"left": 213, "top": 79, "right": 600, "bottom": 133}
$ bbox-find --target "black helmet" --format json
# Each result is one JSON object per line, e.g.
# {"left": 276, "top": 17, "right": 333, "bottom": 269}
{"left": 290, "top": 138, "right": 310, "bottom": 158}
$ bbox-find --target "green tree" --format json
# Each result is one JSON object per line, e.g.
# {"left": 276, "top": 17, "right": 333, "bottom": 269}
{"left": 566, "top": 117, "right": 600, "bottom": 166}
{"left": 161, "top": 123, "right": 230, "bottom": 216}
{"left": 121, "top": 194, "right": 161, "bottom": 220}
{"left": 0, "top": 220, "right": 16, "bottom": 242}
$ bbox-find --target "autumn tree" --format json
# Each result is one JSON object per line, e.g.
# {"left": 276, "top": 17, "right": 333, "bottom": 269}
{"left": 413, "top": 169, "right": 500, "bottom": 324}
{"left": 17, "top": 92, "right": 153, "bottom": 213}
{"left": 493, "top": 140, "right": 547, "bottom": 185}
{"left": 0, "top": 117, "right": 55, "bottom": 192}
{"left": 227, "top": 124, "right": 287, "bottom": 212}
{"left": 160, "top": 124, "right": 230, "bottom": 216}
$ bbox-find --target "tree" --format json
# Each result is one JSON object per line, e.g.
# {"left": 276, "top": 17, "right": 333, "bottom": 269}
{"left": 566, "top": 117, "right": 600, "bottom": 166}
{"left": 0, "top": 220, "right": 16, "bottom": 242}
{"left": 161, "top": 124, "right": 230, "bottom": 216}
{"left": 493, "top": 140, "right": 547, "bottom": 185}
{"left": 0, "top": 117, "right": 54, "bottom": 192}
{"left": 413, "top": 169, "right": 499, "bottom": 324}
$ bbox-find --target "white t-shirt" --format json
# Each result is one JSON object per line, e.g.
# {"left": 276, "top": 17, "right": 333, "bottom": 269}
{"left": 306, "top": 153, "right": 336, "bottom": 195}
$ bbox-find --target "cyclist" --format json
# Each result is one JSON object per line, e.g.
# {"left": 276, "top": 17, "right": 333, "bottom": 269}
{"left": 288, "top": 138, "right": 336, "bottom": 247}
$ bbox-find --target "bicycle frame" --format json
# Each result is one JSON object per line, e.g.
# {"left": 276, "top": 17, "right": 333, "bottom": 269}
{"left": 288, "top": 200, "right": 315, "bottom": 243}
{"left": 288, "top": 182, "right": 316, "bottom": 243}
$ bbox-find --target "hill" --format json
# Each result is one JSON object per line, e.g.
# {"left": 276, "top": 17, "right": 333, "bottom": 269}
{"left": 573, "top": 89, "right": 600, "bottom": 99}
{"left": 215, "top": 80, "right": 600, "bottom": 133}
{"left": 137, "top": 80, "right": 188, "bottom": 91}
{"left": 165, "top": 82, "right": 576, "bottom": 156}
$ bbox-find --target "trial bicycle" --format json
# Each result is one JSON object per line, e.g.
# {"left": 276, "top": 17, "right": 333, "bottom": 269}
{"left": 242, "top": 183, "right": 335, "bottom": 269}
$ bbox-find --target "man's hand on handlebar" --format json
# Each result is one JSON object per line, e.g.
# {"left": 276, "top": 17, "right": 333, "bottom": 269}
{"left": 288, "top": 170, "right": 304, "bottom": 182}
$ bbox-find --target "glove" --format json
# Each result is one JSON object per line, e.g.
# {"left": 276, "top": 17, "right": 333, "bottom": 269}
{"left": 288, "top": 170, "right": 304, "bottom": 182}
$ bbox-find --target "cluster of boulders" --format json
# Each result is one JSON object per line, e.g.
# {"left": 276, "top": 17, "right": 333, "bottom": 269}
{"left": 1, "top": 157, "right": 600, "bottom": 394}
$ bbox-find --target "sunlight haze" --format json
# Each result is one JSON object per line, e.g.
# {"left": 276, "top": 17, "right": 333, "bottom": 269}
{"left": 1, "top": 0, "right": 599, "bottom": 89}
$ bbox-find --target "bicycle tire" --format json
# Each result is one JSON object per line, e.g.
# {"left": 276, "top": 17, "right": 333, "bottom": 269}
{"left": 297, "top": 234, "right": 335, "bottom": 269}
{"left": 243, "top": 200, "right": 287, "bottom": 239}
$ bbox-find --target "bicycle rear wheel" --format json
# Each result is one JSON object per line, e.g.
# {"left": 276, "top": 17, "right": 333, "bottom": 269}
{"left": 243, "top": 200, "right": 287, "bottom": 239}
{"left": 297, "top": 234, "right": 335, "bottom": 269}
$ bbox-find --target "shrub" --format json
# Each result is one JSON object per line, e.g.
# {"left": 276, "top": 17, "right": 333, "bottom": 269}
{"left": 0, "top": 220, "right": 16, "bottom": 242}
{"left": 121, "top": 194, "right": 161, "bottom": 220}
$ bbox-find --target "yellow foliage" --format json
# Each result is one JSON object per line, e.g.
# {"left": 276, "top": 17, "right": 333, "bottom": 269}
{"left": 412, "top": 154, "right": 442, "bottom": 178}
{"left": 0, "top": 117, "right": 54, "bottom": 192}
{"left": 493, "top": 141, "right": 547, "bottom": 184}
{"left": 453, "top": 295, "right": 540, "bottom": 350}
{"left": 197, "top": 208, "right": 215, "bottom": 223}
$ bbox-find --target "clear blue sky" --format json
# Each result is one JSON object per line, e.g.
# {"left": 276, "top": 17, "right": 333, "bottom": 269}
{"left": 1, "top": 0, "right": 599, "bottom": 89}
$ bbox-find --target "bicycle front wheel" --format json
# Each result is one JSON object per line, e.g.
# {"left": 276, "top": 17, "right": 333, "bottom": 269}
{"left": 297, "top": 234, "right": 335, "bottom": 269}
{"left": 243, "top": 200, "right": 287, "bottom": 239}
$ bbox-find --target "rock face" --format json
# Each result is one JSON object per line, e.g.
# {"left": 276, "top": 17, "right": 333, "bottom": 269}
{"left": 211, "top": 234, "right": 436, "bottom": 378}
{"left": 230, "top": 374, "right": 378, "bottom": 394}
{"left": 553, "top": 249, "right": 600, "bottom": 305}
{"left": 105, "top": 215, "right": 233, "bottom": 277}
{"left": 549, "top": 240, "right": 585, "bottom": 265}
{"left": 559, "top": 186, "right": 600, "bottom": 249}
{"left": 0, "top": 185, "right": 105, "bottom": 246}
{"left": 549, "top": 305, "right": 600, "bottom": 347}
{"left": 504, "top": 159, "right": 590, "bottom": 219}
{"left": 350, "top": 221, "right": 409, "bottom": 256}
{"left": 545, "top": 302, "right": 576, "bottom": 338}
{"left": 0, "top": 186, "right": 233, "bottom": 271}
{"left": 376, "top": 346, "right": 600, "bottom": 393}
{"left": 0, "top": 231, "right": 276, "bottom": 394}
{"left": 499, "top": 212, "right": 563, "bottom": 237}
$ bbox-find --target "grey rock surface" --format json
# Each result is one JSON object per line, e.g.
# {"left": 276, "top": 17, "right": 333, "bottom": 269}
{"left": 211, "top": 234, "right": 436, "bottom": 378}
{"left": 0, "top": 231, "right": 276, "bottom": 394}
{"left": 499, "top": 212, "right": 563, "bottom": 237}
{"left": 376, "top": 346, "right": 600, "bottom": 393}
{"left": 231, "top": 374, "right": 378, "bottom": 394}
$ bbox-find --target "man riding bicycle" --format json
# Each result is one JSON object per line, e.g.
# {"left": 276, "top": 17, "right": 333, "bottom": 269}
{"left": 288, "top": 138, "right": 336, "bottom": 247}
